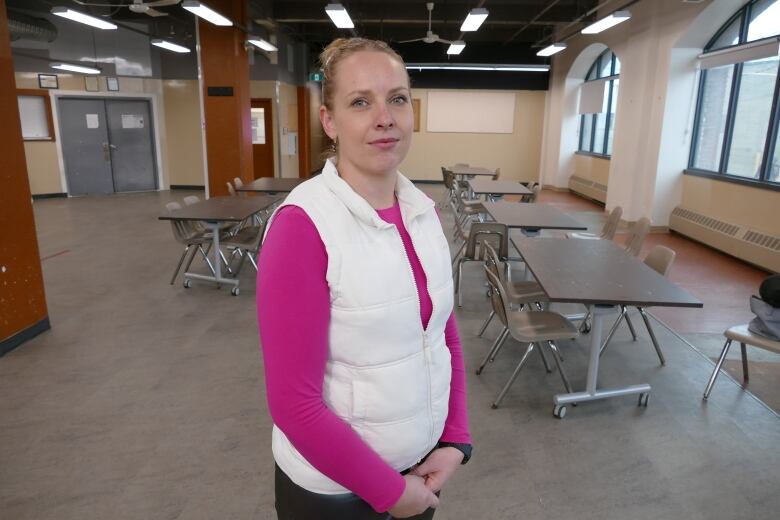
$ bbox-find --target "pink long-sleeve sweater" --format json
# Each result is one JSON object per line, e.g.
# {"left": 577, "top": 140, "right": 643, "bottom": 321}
{"left": 256, "top": 201, "right": 471, "bottom": 513}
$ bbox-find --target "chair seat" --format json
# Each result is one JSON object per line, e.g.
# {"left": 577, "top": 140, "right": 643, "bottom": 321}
{"left": 725, "top": 324, "right": 780, "bottom": 354}
{"left": 507, "top": 310, "right": 579, "bottom": 343}
{"left": 222, "top": 226, "right": 261, "bottom": 249}
{"left": 507, "top": 281, "right": 547, "bottom": 304}
{"left": 566, "top": 231, "right": 601, "bottom": 240}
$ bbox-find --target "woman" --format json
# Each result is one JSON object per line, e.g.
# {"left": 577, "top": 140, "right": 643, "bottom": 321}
{"left": 257, "top": 37, "right": 472, "bottom": 519}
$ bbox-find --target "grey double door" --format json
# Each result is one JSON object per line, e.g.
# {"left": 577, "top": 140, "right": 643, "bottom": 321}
{"left": 59, "top": 98, "right": 157, "bottom": 195}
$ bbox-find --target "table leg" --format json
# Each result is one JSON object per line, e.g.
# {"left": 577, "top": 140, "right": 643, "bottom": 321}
{"left": 183, "top": 221, "right": 240, "bottom": 293}
{"left": 553, "top": 304, "right": 651, "bottom": 410}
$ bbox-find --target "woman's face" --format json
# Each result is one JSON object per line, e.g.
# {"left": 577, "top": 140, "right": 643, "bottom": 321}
{"left": 320, "top": 50, "right": 413, "bottom": 177}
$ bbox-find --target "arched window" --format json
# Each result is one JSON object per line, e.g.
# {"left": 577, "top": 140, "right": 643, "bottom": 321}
{"left": 578, "top": 49, "right": 620, "bottom": 156}
{"left": 689, "top": 0, "right": 780, "bottom": 185}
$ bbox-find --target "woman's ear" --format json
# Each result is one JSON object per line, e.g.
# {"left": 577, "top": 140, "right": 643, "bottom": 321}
{"left": 319, "top": 105, "right": 337, "bottom": 141}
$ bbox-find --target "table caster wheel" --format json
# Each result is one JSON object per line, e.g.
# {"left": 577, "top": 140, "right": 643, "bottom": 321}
{"left": 183, "top": 279, "right": 191, "bottom": 289}
{"left": 638, "top": 392, "right": 650, "bottom": 407}
{"left": 553, "top": 404, "right": 566, "bottom": 419}
{"left": 475, "top": 368, "right": 483, "bottom": 375}
{"left": 231, "top": 287, "right": 240, "bottom": 296}
{"left": 490, "top": 403, "right": 498, "bottom": 410}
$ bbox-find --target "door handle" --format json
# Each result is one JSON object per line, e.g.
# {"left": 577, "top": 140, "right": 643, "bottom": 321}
{"left": 109, "top": 144, "right": 118, "bottom": 150}
{"left": 102, "top": 142, "right": 110, "bottom": 161}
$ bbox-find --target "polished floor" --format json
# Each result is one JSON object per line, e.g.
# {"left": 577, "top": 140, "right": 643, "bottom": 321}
{"left": 1, "top": 186, "right": 778, "bottom": 520}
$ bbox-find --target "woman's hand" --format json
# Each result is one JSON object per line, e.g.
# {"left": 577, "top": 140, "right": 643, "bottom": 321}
{"left": 388, "top": 474, "right": 440, "bottom": 518}
{"left": 409, "top": 447, "right": 464, "bottom": 493}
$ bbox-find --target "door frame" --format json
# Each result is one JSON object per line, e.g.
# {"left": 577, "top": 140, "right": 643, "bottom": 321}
{"left": 50, "top": 90, "right": 165, "bottom": 195}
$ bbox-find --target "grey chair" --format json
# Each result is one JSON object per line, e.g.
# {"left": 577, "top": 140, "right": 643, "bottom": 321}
{"left": 624, "top": 217, "right": 651, "bottom": 256}
{"left": 521, "top": 182, "right": 539, "bottom": 203}
{"left": 451, "top": 178, "right": 486, "bottom": 232}
{"left": 567, "top": 206, "right": 623, "bottom": 240}
{"left": 222, "top": 217, "right": 269, "bottom": 281}
{"left": 478, "top": 242, "right": 548, "bottom": 340}
{"left": 480, "top": 267, "right": 579, "bottom": 409}
{"left": 452, "top": 222, "right": 508, "bottom": 307}
{"left": 599, "top": 245, "right": 676, "bottom": 365}
{"left": 703, "top": 324, "right": 780, "bottom": 399}
{"left": 165, "top": 201, "right": 215, "bottom": 285}
{"left": 226, "top": 182, "right": 237, "bottom": 197}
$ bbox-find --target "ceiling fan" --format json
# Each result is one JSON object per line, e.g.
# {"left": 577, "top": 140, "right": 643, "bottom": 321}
{"left": 72, "top": 0, "right": 180, "bottom": 18}
{"left": 398, "top": 3, "right": 454, "bottom": 45}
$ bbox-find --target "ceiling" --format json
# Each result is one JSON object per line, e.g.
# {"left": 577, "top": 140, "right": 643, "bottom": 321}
{"left": 6, "top": 0, "right": 607, "bottom": 65}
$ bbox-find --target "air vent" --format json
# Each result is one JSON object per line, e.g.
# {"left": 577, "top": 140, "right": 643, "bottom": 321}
{"left": 568, "top": 175, "right": 606, "bottom": 203}
{"left": 670, "top": 206, "right": 779, "bottom": 272}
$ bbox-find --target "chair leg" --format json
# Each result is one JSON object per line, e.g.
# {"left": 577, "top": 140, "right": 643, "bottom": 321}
{"left": 638, "top": 307, "right": 666, "bottom": 366}
{"left": 703, "top": 339, "right": 733, "bottom": 399}
{"left": 740, "top": 342, "right": 749, "bottom": 384}
{"left": 536, "top": 342, "right": 552, "bottom": 373}
{"left": 547, "top": 341, "right": 573, "bottom": 394}
{"left": 477, "top": 311, "right": 495, "bottom": 337}
{"left": 170, "top": 245, "right": 192, "bottom": 285}
{"left": 579, "top": 310, "right": 591, "bottom": 333}
{"left": 477, "top": 327, "right": 508, "bottom": 375}
{"left": 492, "top": 342, "right": 536, "bottom": 408}
{"left": 624, "top": 307, "right": 638, "bottom": 340}
{"left": 457, "top": 258, "right": 465, "bottom": 307}
{"left": 195, "top": 244, "right": 216, "bottom": 276}
{"left": 600, "top": 306, "right": 626, "bottom": 356}
{"left": 451, "top": 242, "right": 466, "bottom": 267}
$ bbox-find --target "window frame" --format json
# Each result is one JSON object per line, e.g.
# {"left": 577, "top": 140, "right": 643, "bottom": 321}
{"left": 687, "top": 0, "right": 780, "bottom": 187}
{"left": 578, "top": 49, "right": 620, "bottom": 158}
{"left": 16, "top": 89, "right": 56, "bottom": 142}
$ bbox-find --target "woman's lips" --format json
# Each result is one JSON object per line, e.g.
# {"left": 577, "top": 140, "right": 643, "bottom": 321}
{"left": 369, "top": 138, "right": 399, "bottom": 150}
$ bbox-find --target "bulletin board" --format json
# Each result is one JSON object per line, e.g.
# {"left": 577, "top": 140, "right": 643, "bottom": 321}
{"left": 426, "top": 91, "right": 515, "bottom": 134}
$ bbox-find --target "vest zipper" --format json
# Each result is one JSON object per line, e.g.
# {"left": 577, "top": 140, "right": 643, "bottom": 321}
{"left": 394, "top": 224, "right": 436, "bottom": 450}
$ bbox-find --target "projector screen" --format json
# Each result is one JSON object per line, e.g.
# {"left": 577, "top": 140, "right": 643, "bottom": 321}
{"left": 426, "top": 91, "right": 515, "bottom": 133}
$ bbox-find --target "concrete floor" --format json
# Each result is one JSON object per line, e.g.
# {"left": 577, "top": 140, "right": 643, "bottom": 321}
{"left": 1, "top": 187, "right": 779, "bottom": 520}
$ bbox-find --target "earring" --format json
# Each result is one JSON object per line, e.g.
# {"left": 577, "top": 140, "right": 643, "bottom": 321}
{"left": 329, "top": 137, "right": 338, "bottom": 153}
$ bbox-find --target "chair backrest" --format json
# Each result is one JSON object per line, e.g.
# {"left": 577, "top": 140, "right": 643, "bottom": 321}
{"left": 441, "top": 167, "right": 454, "bottom": 190}
{"left": 233, "top": 177, "right": 244, "bottom": 188}
{"left": 484, "top": 265, "right": 510, "bottom": 327}
{"left": 644, "top": 245, "right": 675, "bottom": 277}
{"left": 453, "top": 163, "right": 469, "bottom": 168}
{"left": 183, "top": 195, "right": 200, "bottom": 206}
{"left": 528, "top": 184, "right": 541, "bottom": 203}
{"left": 601, "top": 206, "right": 623, "bottom": 240}
{"left": 466, "top": 223, "right": 509, "bottom": 260}
{"left": 166, "top": 201, "right": 181, "bottom": 212}
{"left": 226, "top": 182, "right": 237, "bottom": 197}
{"left": 165, "top": 202, "right": 193, "bottom": 244}
{"left": 493, "top": 168, "right": 501, "bottom": 180}
{"left": 624, "top": 217, "right": 651, "bottom": 256}
{"left": 482, "top": 242, "right": 505, "bottom": 282}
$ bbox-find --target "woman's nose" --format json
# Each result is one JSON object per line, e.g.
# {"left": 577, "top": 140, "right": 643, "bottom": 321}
{"left": 375, "top": 103, "right": 394, "bottom": 128}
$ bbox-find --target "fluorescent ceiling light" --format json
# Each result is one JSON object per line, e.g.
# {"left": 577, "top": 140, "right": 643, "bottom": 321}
{"left": 537, "top": 43, "right": 567, "bottom": 57}
{"left": 447, "top": 41, "right": 466, "bottom": 55}
{"left": 50, "top": 7, "right": 117, "bottom": 30}
{"left": 581, "top": 10, "right": 631, "bottom": 34}
{"left": 50, "top": 62, "right": 101, "bottom": 74}
{"left": 182, "top": 1, "right": 233, "bottom": 26}
{"left": 405, "top": 64, "right": 549, "bottom": 72}
{"left": 248, "top": 38, "right": 278, "bottom": 52}
{"left": 151, "top": 39, "right": 191, "bottom": 53}
{"left": 460, "top": 8, "right": 489, "bottom": 31}
{"left": 325, "top": 3, "right": 354, "bottom": 29}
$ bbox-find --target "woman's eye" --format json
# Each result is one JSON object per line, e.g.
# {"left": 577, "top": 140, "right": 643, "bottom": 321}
{"left": 351, "top": 98, "right": 367, "bottom": 107}
{"left": 391, "top": 95, "right": 408, "bottom": 104}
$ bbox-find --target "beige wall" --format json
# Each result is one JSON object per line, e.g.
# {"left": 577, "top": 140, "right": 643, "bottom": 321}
{"left": 400, "top": 88, "right": 546, "bottom": 182}
{"left": 162, "top": 80, "right": 205, "bottom": 186}
{"left": 681, "top": 175, "right": 780, "bottom": 236}
{"left": 308, "top": 81, "right": 327, "bottom": 172}
{"left": 574, "top": 154, "right": 610, "bottom": 185}
{"left": 23, "top": 141, "right": 61, "bottom": 194}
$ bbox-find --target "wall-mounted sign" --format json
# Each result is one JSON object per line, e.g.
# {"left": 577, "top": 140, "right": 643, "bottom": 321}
{"left": 207, "top": 86, "right": 234, "bottom": 96}
{"left": 308, "top": 72, "right": 323, "bottom": 82}
{"left": 38, "top": 74, "right": 58, "bottom": 89}
{"left": 106, "top": 77, "right": 120, "bottom": 91}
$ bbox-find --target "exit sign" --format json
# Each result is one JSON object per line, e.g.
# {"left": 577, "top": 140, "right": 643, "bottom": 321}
{"left": 309, "top": 72, "right": 323, "bottom": 82}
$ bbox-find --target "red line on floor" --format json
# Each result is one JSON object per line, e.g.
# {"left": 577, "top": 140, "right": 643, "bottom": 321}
{"left": 41, "top": 250, "right": 70, "bottom": 262}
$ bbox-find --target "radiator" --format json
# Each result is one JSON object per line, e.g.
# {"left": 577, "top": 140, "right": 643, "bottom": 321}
{"left": 669, "top": 206, "right": 779, "bottom": 273}
{"left": 568, "top": 175, "right": 607, "bottom": 204}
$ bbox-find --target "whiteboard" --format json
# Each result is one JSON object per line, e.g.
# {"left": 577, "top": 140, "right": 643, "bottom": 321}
{"left": 18, "top": 96, "right": 50, "bottom": 139}
{"left": 426, "top": 91, "right": 515, "bottom": 133}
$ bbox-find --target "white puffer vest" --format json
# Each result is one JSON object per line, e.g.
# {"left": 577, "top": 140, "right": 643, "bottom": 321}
{"left": 267, "top": 159, "right": 454, "bottom": 494}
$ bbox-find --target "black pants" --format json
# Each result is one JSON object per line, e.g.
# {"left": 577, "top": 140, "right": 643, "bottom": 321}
{"left": 275, "top": 464, "right": 438, "bottom": 520}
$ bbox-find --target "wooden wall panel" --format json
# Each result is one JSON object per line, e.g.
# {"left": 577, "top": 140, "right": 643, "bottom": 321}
{"left": 198, "top": 0, "right": 252, "bottom": 196}
{"left": 0, "top": 0, "right": 50, "bottom": 353}
{"left": 297, "top": 86, "right": 311, "bottom": 177}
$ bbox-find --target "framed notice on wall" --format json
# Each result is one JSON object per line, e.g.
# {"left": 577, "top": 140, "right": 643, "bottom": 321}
{"left": 106, "top": 77, "right": 119, "bottom": 91}
{"left": 38, "top": 74, "right": 58, "bottom": 89}
{"left": 412, "top": 98, "right": 420, "bottom": 132}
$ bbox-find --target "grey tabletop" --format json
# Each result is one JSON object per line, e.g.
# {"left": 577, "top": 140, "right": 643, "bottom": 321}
{"left": 484, "top": 202, "right": 587, "bottom": 230}
{"left": 468, "top": 179, "right": 532, "bottom": 196}
{"left": 514, "top": 237, "right": 703, "bottom": 308}
{"left": 236, "top": 177, "right": 305, "bottom": 193}
{"left": 158, "top": 195, "right": 280, "bottom": 222}
{"left": 450, "top": 165, "right": 495, "bottom": 176}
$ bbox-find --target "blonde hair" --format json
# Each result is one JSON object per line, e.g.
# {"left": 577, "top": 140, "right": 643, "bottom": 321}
{"left": 318, "top": 37, "right": 409, "bottom": 111}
